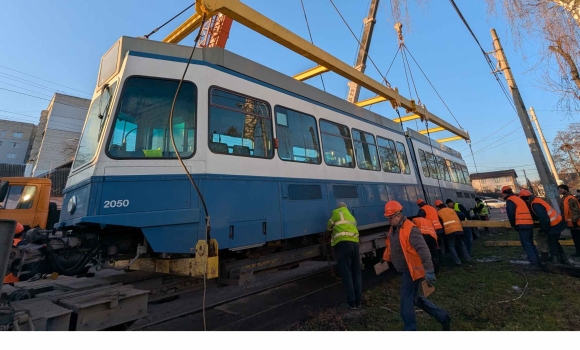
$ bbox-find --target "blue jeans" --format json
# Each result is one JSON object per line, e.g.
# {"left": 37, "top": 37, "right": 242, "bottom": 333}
{"left": 335, "top": 241, "right": 362, "bottom": 307}
{"left": 400, "top": 271, "right": 449, "bottom": 331}
{"left": 517, "top": 228, "right": 539, "bottom": 266}
{"left": 447, "top": 232, "right": 470, "bottom": 265}
{"left": 463, "top": 227, "right": 473, "bottom": 255}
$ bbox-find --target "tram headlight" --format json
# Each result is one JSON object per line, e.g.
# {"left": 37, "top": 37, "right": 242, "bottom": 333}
{"left": 67, "top": 195, "right": 77, "bottom": 214}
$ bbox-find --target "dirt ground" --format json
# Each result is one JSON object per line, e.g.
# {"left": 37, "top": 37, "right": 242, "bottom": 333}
{"left": 292, "top": 226, "right": 580, "bottom": 331}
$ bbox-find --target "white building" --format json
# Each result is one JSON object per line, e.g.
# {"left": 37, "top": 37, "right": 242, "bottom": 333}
{"left": 28, "top": 93, "right": 91, "bottom": 177}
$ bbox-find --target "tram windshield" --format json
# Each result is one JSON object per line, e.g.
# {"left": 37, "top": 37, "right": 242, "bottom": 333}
{"left": 73, "top": 82, "right": 118, "bottom": 169}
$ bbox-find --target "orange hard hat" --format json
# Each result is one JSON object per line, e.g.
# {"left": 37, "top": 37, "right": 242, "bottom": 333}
{"left": 15, "top": 222, "right": 24, "bottom": 235}
{"left": 501, "top": 185, "right": 512, "bottom": 193}
{"left": 384, "top": 200, "right": 403, "bottom": 217}
{"left": 434, "top": 200, "right": 443, "bottom": 207}
{"left": 417, "top": 199, "right": 425, "bottom": 205}
{"left": 519, "top": 189, "right": 533, "bottom": 197}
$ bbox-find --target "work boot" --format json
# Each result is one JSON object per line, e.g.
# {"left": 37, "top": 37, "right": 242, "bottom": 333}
{"left": 559, "top": 253, "right": 571, "bottom": 265}
{"left": 540, "top": 252, "right": 551, "bottom": 263}
{"left": 442, "top": 315, "right": 451, "bottom": 331}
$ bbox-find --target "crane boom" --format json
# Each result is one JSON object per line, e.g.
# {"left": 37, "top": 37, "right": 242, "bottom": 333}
{"left": 198, "top": 12, "right": 234, "bottom": 48}
{"left": 347, "top": 0, "right": 380, "bottom": 103}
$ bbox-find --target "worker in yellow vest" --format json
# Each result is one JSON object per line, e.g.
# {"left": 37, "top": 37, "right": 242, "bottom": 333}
{"left": 382, "top": 200, "right": 451, "bottom": 331}
{"left": 327, "top": 202, "right": 361, "bottom": 309}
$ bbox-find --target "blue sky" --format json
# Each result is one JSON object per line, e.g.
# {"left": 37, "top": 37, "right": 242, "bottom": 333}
{"left": 0, "top": 0, "right": 571, "bottom": 181}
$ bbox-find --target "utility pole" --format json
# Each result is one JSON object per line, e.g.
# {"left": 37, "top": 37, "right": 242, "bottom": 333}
{"left": 529, "top": 107, "right": 561, "bottom": 183}
{"left": 346, "top": 0, "right": 380, "bottom": 103}
{"left": 491, "top": 29, "right": 560, "bottom": 208}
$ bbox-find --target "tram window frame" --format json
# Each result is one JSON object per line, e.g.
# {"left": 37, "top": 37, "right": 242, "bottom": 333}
{"left": 437, "top": 155, "right": 451, "bottom": 181}
{"left": 319, "top": 119, "right": 356, "bottom": 169}
{"left": 395, "top": 141, "right": 411, "bottom": 175}
{"left": 105, "top": 76, "right": 197, "bottom": 160}
{"left": 425, "top": 151, "right": 440, "bottom": 179}
{"left": 418, "top": 149, "right": 430, "bottom": 177}
{"left": 274, "top": 105, "right": 321, "bottom": 165}
{"left": 377, "top": 136, "right": 401, "bottom": 173}
{"left": 352, "top": 129, "right": 381, "bottom": 171}
{"left": 208, "top": 86, "right": 274, "bottom": 160}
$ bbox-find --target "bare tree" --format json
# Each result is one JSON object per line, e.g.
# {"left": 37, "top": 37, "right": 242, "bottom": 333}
{"left": 390, "top": 0, "right": 580, "bottom": 115}
{"left": 552, "top": 122, "right": 580, "bottom": 187}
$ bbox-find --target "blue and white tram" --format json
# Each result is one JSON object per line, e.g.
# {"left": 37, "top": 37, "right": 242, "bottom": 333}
{"left": 53, "top": 36, "right": 474, "bottom": 267}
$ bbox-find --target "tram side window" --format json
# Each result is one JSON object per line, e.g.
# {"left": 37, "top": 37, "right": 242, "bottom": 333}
{"left": 108, "top": 77, "right": 196, "bottom": 159}
{"left": 352, "top": 129, "right": 380, "bottom": 171}
{"left": 209, "top": 88, "right": 273, "bottom": 159}
{"left": 418, "top": 149, "right": 430, "bottom": 177}
{"left": 396, "top": 142, "right": 411, "bottom": 175}
{"left": 377, "top": 137, "right": 400, "bottom": 173}
{"left": 425, "top": 151, "right": 440, "bottom": 179}
{"left": 461, "top": 165, "right": 471, "bottom": 185}
{"left": 437, "top": 156, "right": 451, "bottom": 181}
{"left": 275, "top": 106, "right": 321, "bottom": 164}
{"left": 454, "top": 162, "right": 466, "bottom": 184}
{"left": 319, "top": 120, "right": 355, "bottom": 168}
{"left": 447, "top": 159, "right": 459, "bottom": 183}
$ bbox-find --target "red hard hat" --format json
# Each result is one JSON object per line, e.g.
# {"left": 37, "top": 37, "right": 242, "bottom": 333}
{"left": 434, "top": 200, "right": 443, "bottom": 207}
{"left": 501, "top": 185, "right": 512, "bottom": 193}
{"left": 519, "top": 189, "right": 533, "bottom": 197}
{"left": 384, "top": 200, "right": 403, "bottom": 217}
{"left": 417, "top": 199, "right": 425, "bottom": 205}
{"left": 15, "top": 222, "right": 24, "bottom": 234}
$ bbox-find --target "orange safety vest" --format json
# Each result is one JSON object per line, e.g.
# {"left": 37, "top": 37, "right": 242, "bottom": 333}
{"left": 422, "top": 205, "right": 443, "bottom": 231}
{"left": 530, "top": 197, "right": 562, "bottom": 227}
{"left": 506, "top": 195, "right": 534, "bottom": 226}
{"left": 382, "top": 219, "right": 426, "bottom": 281}
{"left": 3, "top": 273, "right": 18, "bottom": 284}
{"left": 411, "top": 217, "right": 437, "bottom": 241}
{"left": 562, "top": 195, "right": 580, "bottom": 227}
{"left": 437, "top": 208, "right": 463, "bottom": 235}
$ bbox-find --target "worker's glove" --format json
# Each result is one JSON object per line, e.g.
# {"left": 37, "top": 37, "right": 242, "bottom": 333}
{"left": 425, "top": 270, "right": 436, "bottom": 287}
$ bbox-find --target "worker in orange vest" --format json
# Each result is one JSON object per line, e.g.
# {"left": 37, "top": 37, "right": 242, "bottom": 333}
{"left": 411, "top": 217, "right": 440, "bottom": 274}
{"left": 502, "top": 186, "right": 541, "bottom": 268}
{"left": 416, "top": 199, "right": 446, "bottom": 260}
{"left": 3, "top": 222, "right": 24, "bottom": 284}
{"left": 382, "top": 200, "right": 451, "bottom": 331}
{"left": 519, "top": 189, "right": 569, "bottom": 265}
{"left": 558, "top": 184, "right": 580, "bottom": 257}
{"left": 435, "top": 200, "right": 470, "bottom": 266}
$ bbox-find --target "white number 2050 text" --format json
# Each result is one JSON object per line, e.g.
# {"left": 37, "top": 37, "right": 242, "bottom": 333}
{"left": 104, "top": 200, "right": 130, "bottom": 208}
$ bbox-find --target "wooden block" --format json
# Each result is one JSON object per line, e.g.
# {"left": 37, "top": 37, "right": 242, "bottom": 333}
{"left": 461, "top": 220, "right": 512, "bottom": 228}
{"left": 374, "top": 261, "right": 389, "bottom": 275}
{"left": 485, "top": 240, "right": 575, "bottom": 247}
{"left": 10, "top": 298, "right": 72, "bottom": 331}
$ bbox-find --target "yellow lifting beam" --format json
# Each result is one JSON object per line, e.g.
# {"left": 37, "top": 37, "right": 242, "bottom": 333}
{"left": 163, "top": 12, "right": 204, "bottom": 43}
{"left": 355, "top": 96, "right": 387, "bottom": 108}
{"left": 294, "top": 65, "right": 330, "bottom": 81}
{"left": 419, "top": 127, "right": 445, "bottom": 135}
{"left": 194, "top": 0, "right": 469, "bottom": 141}
{"left": 437, "top": 135, "right": 463, "bottom": 143}
{"left": 393, "top": 113, "right": 421, "bottom": 123}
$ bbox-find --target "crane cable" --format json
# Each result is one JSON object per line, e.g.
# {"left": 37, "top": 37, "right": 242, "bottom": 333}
{"left": 143, "top": 2, "right": 196, "bottom": 39}
{"left": 167, "top": 12, "right": 211, "bottom": 331}
{"left": 299, "top": 0, "right": 326, "bottom": 92}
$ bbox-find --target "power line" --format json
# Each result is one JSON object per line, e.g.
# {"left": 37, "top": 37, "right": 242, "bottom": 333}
{"left": 299, "top": 0, "right": 326, "bottom": 92}
{"left": 0, "top": 64, "right": 91, "bottom": 96}
{"left": 0, "top": 80, "right": 57, "bottom": 99}
{"left": 0, "top": 72, "right": 68, "bottom": 94}
{"left": 0, "top": 87, "right": 89, "bottom": 111}
{"left": 328, "top": 0, "right": 390, "bottom": 86}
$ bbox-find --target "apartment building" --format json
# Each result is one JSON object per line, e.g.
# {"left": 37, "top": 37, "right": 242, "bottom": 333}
{"left": 0, "top": 120, "right": 37, "bottom": 164}
{"left": 469, "top": 169, "right": 519, "bottom": 193}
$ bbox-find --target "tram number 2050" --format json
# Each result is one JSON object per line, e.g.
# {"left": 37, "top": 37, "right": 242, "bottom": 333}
{"left": 103, "top": 199, "right": 130, "bottom": 208}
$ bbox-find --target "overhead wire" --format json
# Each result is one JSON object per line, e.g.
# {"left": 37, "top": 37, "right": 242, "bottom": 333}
{"left": 328, "top": 0, "right": 390, "bottom": 87}
{"left": 299, "top": 0, "right": 326, "bottom": 91}
{"left": 0, "top": 87, "right": 88, "bottom": 110}
{"left": 143, "top": 2, "right": 195, "bottom": 39}
{"left": 0, "top": 64, "right": 91, "bottom": 96}
{"left": 166, "top": 12, "right": 211, "bottom": 331}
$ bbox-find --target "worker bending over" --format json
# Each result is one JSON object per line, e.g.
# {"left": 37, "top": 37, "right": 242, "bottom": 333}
{"left": 435, "top": 200, "right": 470, "bottom": 266}
{"left": 382, "top": 200, "right": 451, "bottom": 331}
{"left": 473, "top": 198, "right": 490, "bottom": 234}
{"left": 327, "top": 202, "right": 362, "bottom": 309}
{"left": 519, "top": 189, "right": 569, "bottom": 265}
{"left": 558, "top": 184, "right": 580, "bottom": 257}
{"left": 502, "top": 186, "right": 541, "bottom": 268}
{"left": 411, "top": 216, "right": 440, "bottom": 273}
{"left": 446, "top": 199, "right": 474, "bottom": 255}
{"left": 416, "top": 199, "right": 445, "bottom": 260}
